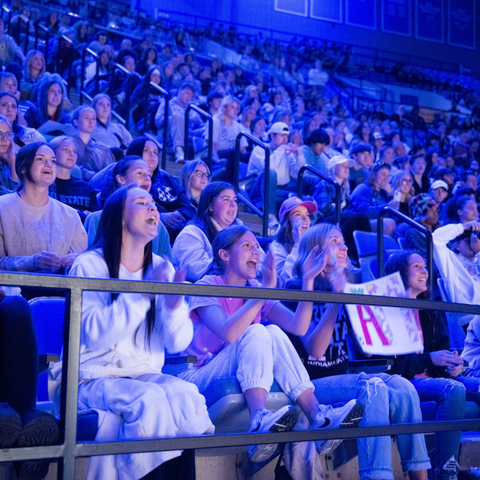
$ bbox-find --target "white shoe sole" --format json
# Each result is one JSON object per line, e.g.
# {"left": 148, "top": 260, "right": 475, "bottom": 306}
{"left": 249, "top": 406, "right": 299, "bottom": 463}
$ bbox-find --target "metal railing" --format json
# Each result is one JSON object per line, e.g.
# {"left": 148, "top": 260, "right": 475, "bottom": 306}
{"left": 235, "top": 133, "right": 270, "bottom": 237}
{"left": 184, "top": 104, "right": 212, "bottom": 169}
{"left": 1, "top": 5, "right": 11, "bottom": 32}
{"left": 298, "top": 165, "right": 341, "bottom": 226}
{"left": 34, "top": 22, "right": 49, "bottom": 64}
{"left": 377, "top": 206, "right": 433, "bottom": 292}
{"left": 16, "top": 14, "right": 30, "bottom": 54}
{"left": 80, "top": 47, "right": 100, "bottom": 98}
{"left": 234, "top": 132, "right": 270, "bottom": 237}
{"left": 108, "top": 62, "right": 132, "bottom": 129}
{"left": 1, "top": 271, "right": 480, "bottom": 479}
{"left": 146, "top": 82, "right": 170, "bottom": 170}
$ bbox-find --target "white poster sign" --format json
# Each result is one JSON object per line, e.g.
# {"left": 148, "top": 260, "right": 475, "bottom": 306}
{"left": 344, "top": 272, "right": 424, "bottom": 355}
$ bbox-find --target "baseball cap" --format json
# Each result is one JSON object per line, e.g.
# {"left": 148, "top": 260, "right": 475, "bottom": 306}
{"left": 279, "top": 196, "right": 317, "bottom": 222}
{"left": 327, "top": 155, "right": 354, "bottom": 170}
{"left": 373, "top": 132, "right": 383, "bottom": 140}
{"left": 430, "top": 180, "right": 449, "bottom": 191}
{"left": 267, "top": 122, "right": 290, "bottom": 136}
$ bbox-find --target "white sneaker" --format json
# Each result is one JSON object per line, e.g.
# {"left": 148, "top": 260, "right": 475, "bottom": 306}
{"left": 248, "top": 406, "right": 299, "bottom": 463}
{"left": 312, "top": 399, "right": 364, "bottom": 454}
{"left": 175, "top": 146, "right": 185, "bottom": 164}
{"left": 268, "top": 214, "right": 280, "bottom": 229}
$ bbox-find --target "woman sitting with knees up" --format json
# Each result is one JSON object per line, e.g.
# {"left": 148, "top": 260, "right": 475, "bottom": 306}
{"left": 0, "top": 92, "right": 45, "bottom": 149}
{"left": 179, "top": 159, "right": 211, "bottom": 213}
{"left": 0, "top": 114, "right": 19, "bottom": 191}
{"left": 52, "top": 183, "right": 214, "bottom": 479}
{"left": 283, "top": 224, "right": 431, "bottom": 480}
{"left": 314, "top": 154, "right": 371, "bottom": 261}
{"left": 0, "top": 142, "right": 87, "bottom": 273}
{"left": 269, "top": 196, "right": 317, "bottom": 287}
{"left": 91, "top": 93, "right": 133, "bottom": 151}
{"left": 48, "top": 136, "right": 99, "bottom": 222}
{"left": 177, "top": 224, "right": 363, "bottom": 465}
{"left": 350, "top": 162, "right": 398, "bottom": 236}
{"left": 86, "top": 155, "right": 172, "bottom": 260}
{"left": 172, "top": 181, "right": 243, "bottom": 282}
{"left": 384, "top": 250, "right": 480, "bottom": 480}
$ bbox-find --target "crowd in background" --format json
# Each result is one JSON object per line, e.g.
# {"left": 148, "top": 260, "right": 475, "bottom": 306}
{"left": 1, "top": 1, "right": 480, "bottom": 479}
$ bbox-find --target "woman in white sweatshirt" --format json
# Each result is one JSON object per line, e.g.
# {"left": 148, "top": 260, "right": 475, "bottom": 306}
{"left": 55, "top": 184, "right": 213, "bottom": 480}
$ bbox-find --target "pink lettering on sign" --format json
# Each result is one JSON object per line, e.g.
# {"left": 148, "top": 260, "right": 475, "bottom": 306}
{"left": 357, "top": 305, "right": 391, "bottom": 346}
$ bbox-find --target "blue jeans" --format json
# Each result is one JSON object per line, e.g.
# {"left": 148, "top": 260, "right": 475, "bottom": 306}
{"left": 312, "top": 373, "right": 431, "bottom": 480}
{"left": 409, "top": 376, "right": 465, "bottom": 478}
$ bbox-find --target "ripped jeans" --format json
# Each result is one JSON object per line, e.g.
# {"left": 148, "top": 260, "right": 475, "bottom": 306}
{"left": 312, "top": 373, "right": 431, "bottom": 480}
{"left": 410, "top": 376, "right": 466, "bottom": 479}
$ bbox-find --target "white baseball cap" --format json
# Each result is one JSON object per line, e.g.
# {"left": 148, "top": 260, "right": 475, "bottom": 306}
{"left": 327, "top": 155, "right": 354, "bottom": 170}
{"left": 267, "top": 122, "right": 290, "bottom": 136}
{"left": 430, "top": 180, "right": 449, "bottom": 191}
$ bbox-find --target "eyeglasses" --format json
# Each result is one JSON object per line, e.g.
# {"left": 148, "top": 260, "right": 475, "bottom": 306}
{"left": 402, "top": 178, "right": 414, "bottom": 184}
{"left": 194, "top": 170, "right": 211, "bottom": 179}
{"left": 0, "top": 132, "right": 14, "bottom": 141}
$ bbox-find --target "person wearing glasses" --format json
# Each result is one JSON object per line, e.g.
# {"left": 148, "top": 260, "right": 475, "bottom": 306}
{"left": 0, "top": 115, "right": 18, "bottom": 191}
{"left": 180, "top": 159, "right": 211, "bottom": 213}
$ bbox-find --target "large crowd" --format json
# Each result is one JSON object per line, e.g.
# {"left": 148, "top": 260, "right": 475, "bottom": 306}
{"left": 1, "top": 2, "right": 480, "bottom": 480}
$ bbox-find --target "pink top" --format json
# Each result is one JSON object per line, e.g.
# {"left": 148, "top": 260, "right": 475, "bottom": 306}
{"left": 182, "top": 275, "right": 279, "bottom": 366}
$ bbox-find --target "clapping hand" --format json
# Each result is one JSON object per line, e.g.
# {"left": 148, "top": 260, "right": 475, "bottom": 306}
{"left": 261, "top": 248, "right": 277, "bottom": 289}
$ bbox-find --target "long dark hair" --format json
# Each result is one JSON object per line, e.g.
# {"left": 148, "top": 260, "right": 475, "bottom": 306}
{"left": 384, "top": 249, "right": 429, "bottom": 299}
{"left": 92, "top": 184, "right": 156, "bottom": 343}
{"left": 99, "top": 155, "right": 146, "bottom": 207}
{"left": 190, "top": 181, "right": 238, "bottom": 243}
{"left": 446, "top": 194, "right": 475, "bottom": 224}
{"left": 127, "top": 136, "right": 160, "bottom": 180}
{"left": 37, "top": 79, "right": 64, "bottom": 125}
{"left": 275, "top": 216, "right": 294, "bottom": 254}
{"left": 15, "top": 141, "right": 49, "bottom": 189}
{"left": 209, "top": 224, "right": 250, "bottom": 275}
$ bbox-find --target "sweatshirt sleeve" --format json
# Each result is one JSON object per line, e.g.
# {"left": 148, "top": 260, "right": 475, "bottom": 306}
{"left": 172, "top": 226, "right": 212, "bottom": 282}
{"left": 351, "top": 184, "right": 385, "bottom": 218}
{"left": 71, "top": 252, "right": 152, "bottom": 351}
{"left": 432, "top": 223, "right": 464, "bottom": 281}
{"left": 158, "top": 297, "right": 193, "bottom": 354}
{"left": 68, "top": 212, "right": 88, "bottom": 254}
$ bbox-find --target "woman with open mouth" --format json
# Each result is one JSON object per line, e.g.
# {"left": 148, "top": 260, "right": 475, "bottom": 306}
{"left": 177, "top": 224, "right": 364, "bottom": 468}
{"left": 284, "top": 224, "right": 431, "bottom": 480}
{"left": 0, "top": 141, "right": 87, "bottom": 274}
{"left": 53, "top": 184, "right": 213, "bottom": 479}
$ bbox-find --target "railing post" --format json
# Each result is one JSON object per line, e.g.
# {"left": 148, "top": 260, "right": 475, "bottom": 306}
{"left": 263, "top": 148, "right": 270, "bottom": 238}
{"left": 377, "top": 206, "right": 433, "bottom": 292}
{"left": 95, "top": 57, "right": 100, "bottom": 95}
{"left": 184, "top": 104, "right": 213, "bottom": 169}
{"left": 297, "top": 165, "right": 341, "bottom": 225}
{"left": 148, "top": 82, "right": 170, "bottom": 170}
{"left": 80, "top": 48, "right": 86, "bottom": 104}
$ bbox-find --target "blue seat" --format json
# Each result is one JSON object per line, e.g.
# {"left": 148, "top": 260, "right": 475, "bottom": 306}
{"left": 353, "top": 231, "right": 400, "bottom": 258}
{"left": 28, "top": 297, "right": 99, "bottom": 441}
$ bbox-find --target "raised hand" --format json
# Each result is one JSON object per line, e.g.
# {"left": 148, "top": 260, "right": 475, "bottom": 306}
{"left": 261, "top": 248, "right": 277, "bottom": 289}
{"left": 292, "top": 218, "right": 308, "bottom": 247}
{"left": 302, "top": 245, "right": 326, "bottom": 283}
{"left": 165, "top": 267, "right": 186, "bottom": 310}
